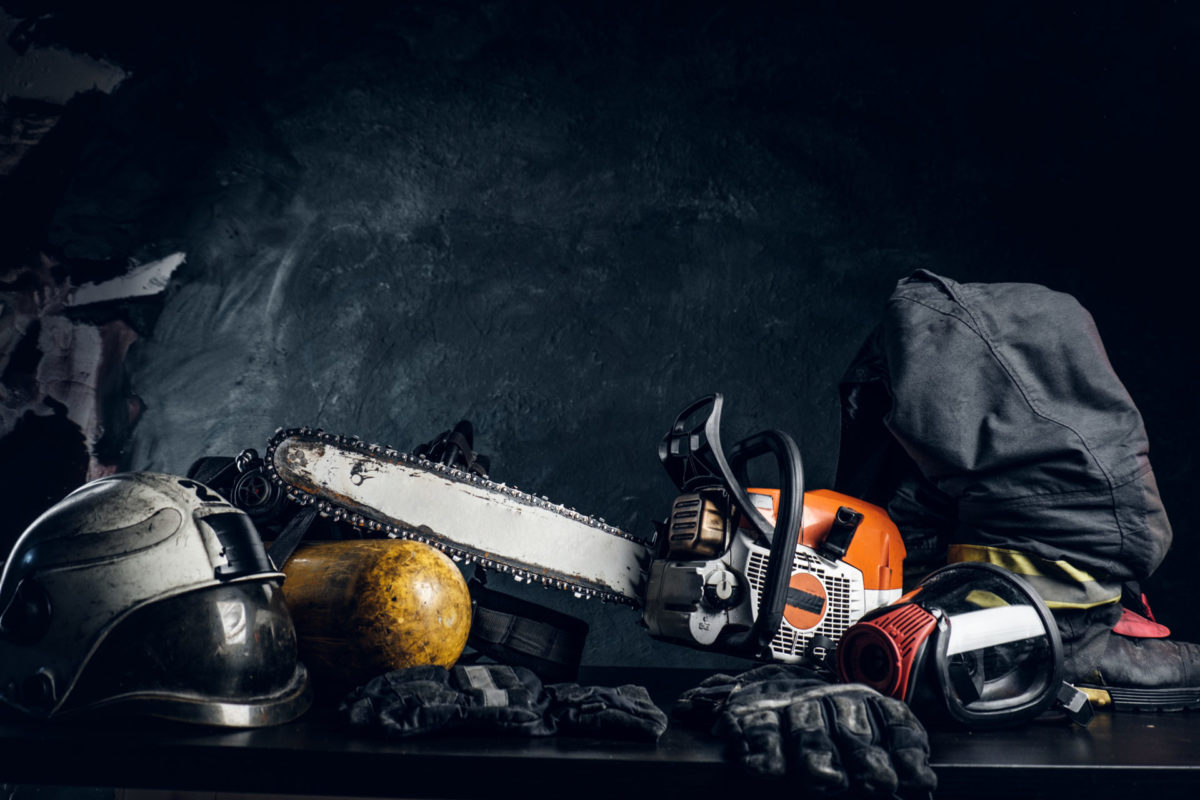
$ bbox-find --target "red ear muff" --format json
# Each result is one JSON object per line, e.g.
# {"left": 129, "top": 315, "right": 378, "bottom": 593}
{"left": 836, "top": 603, "right": 939, "bottom": 700}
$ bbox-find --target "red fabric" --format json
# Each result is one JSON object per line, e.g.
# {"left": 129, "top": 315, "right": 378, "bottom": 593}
{"left": 1114, "top": 607, "right": 1171, "bottom": 638}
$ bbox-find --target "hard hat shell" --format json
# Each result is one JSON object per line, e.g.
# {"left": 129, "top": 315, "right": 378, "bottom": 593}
{"left": 0, "top": 472, "right": 311, "bottom": 726}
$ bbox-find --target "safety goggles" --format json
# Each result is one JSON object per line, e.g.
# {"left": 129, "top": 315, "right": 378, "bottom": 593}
{"left": 836, "top": 562, "right": 1091, "bottom": 728}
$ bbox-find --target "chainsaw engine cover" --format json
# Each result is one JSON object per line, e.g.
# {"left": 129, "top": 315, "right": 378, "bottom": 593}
{"left": 643, "top": 488, "right": 906, "bottom": 661}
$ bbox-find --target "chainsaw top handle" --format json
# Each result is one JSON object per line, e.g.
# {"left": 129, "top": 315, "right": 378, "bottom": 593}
{"left": 658, "top": 393, "right": 806, "bottom": 658}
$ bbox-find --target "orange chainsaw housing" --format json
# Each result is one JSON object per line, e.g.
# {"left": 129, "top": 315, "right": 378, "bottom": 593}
{"left": 741, "top": 487, "right": 907, "bottom": 661}
{"left": 744, "top": 488, "right": 906, "bottom": 591}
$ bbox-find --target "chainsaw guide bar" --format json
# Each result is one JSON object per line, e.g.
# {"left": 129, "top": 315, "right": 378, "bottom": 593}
{"left": 263, "top": 428, "right": 652, "bottom": 605}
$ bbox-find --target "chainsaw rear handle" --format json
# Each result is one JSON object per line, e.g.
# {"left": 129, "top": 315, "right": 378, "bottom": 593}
{"left": 726, "top": 429, "right": 805, "bottom": 657}
{"left": 658, "top": 394, "right": 806, "bottom": 658}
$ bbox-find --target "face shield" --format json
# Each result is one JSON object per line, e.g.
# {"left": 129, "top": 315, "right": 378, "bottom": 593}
{"left": 835, "top": 562, "right": 1092, "bottom": 728}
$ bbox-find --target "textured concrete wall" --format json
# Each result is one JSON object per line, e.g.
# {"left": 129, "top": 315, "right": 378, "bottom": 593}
{"left": 2, "top": 1, "right": 1197, "bottom": 667}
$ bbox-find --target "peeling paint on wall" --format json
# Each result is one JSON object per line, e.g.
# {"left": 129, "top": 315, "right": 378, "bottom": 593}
{"left": 0, "top": 251, "right": 179, "bottom": 548}
{"left": 65, "top": 251, "right": 184, "bottom": 307}
{"left": 0, "top": 10, "right": 127, "bottom": 104}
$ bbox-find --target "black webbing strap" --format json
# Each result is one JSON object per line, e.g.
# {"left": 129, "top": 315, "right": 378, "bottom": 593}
{"left": 415, "top": 420, "right": 491, "bottom": 478}
{"left": 186, "top": 456, "right": 238, "bottom": 488}
{"left": 265, "top": 505, "right": 319, "bottom": 569}
{"left": 466, "top": 577, "right": 589, "bottom": 682}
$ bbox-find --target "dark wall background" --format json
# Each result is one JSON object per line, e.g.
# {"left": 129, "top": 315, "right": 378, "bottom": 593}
{"left": 2, "top": 1, "right": 1197, "bottom": 669}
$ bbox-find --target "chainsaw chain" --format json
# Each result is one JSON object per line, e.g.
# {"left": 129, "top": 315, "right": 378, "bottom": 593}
{"left": 262, "top": 426, "right": 642, "bottom": 605}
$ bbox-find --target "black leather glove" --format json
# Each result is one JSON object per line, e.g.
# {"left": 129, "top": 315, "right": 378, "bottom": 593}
{"left": 545, "top": 682, "right": 669, "bottom": 740}
{"left": 341, "top": 664, "right": 668, "bottom": 741}
{"left": 677, "top": 665, "right": 937, "bottom": 796}
{"left": 341, "top": 663, "right": 553, "bottom": 737}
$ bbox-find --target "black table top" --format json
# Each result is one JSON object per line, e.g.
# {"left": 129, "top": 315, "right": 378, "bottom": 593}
{"left": 3, "top": 668, "right": 1200, "bottom": 799}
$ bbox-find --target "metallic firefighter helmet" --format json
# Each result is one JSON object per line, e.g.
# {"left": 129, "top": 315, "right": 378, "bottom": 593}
{"left": 0, "top": 472, "right": 311, "bottom": 726}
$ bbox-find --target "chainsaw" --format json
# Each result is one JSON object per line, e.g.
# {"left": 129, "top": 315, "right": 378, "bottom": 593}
{"left": 208, "top": 394, "right": 906, "bottom": 663}
{"left": 642, "top": 395, "right": 907, "bottom": 661}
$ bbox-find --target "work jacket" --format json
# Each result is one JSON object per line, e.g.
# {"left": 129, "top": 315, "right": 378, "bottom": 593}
{"left": 833, "top": 270, "right": 1172, "bottom": 609}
